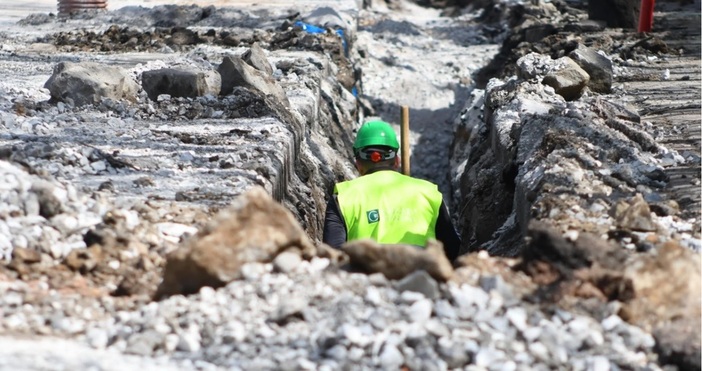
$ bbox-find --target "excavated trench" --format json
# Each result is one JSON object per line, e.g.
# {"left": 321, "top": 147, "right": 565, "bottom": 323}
{"left": 1, "top": 0, "right": 699, "bottom": 293}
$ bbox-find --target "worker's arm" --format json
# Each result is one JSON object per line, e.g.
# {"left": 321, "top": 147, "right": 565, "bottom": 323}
{"left": 323, "top": 195, "right": 347, "bottom": 249}
{"left": 435, "top": 201, "right": 461, "bottom": 261}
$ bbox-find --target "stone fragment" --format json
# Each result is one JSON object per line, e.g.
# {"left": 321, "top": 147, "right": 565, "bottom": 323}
{"left": 653, "top": 320, "right": 701, "bottom": 370}
{"left": 569, "top": 45, "right": 613, "bottom": 93}
{"left": 155, "top": 187, "right": 316, "bottom": 299}
{"left": 31, "top": 181, "right": 64, "bottom": 218}
{"left": 621, "top": 242, "right": 701, "bottom": 333}
{"left": 273, "top": 250, "right": 302, "bottom": 273}
{"left": 341, "top": 239, "right": 453, "bottom": 281}
{"left": 396, "top": 270, "right": 440, "bottom": 299}
{"left": 64, "top": 245, "right": 103, "bottom": 273}
{"left": 541, "top": 57, "right": 590, "bottom": 101}
{"left": 612, "top": 193, "right": 657, "bottom": 232}
{"left": 241, "top": 43, "right": 274, "bottom": 76}
{"left": 217, "top": 55, "right": 290, "bottom": 107}
{"left": 407, "top": 299, "right": 433, "bottom": 322}
{"left": 141, "top": 68, "right": 221, "bottom": 101}
{"left": 43, "top": 62, "right": 139, "bottom": 106}
{"left": 11, "top": 247, "right": 41, "bottom": 264}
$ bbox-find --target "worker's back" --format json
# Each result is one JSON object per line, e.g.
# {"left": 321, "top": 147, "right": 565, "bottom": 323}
{"left": 334, "top": 170, "right": 442, "bottom": 246}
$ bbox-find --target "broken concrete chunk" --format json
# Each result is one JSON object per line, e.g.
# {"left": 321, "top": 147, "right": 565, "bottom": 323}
{"left": 155, "top": 186, "right": 315, "bottom": 299}
{"left": 141, "top": 68, "right": 221, "bottom": 101}
{"left": 44, "top": 62, "right": 139, "bottom": 106}
{"left": 517, "top": 52, "right": 556, "bottom": 80}
{"left": 242, "top": 43, "right": 274, "bottom": 76}
{"left": 541, "top": 57, "right": 590, "bottom": 101}
{"left": 341, "top": 239, "right": 453, "bottom": 281}
{"left": 217, "top": 55, "right": 290, "bottom": 107}
{"left": 569, "top": 45, "right": 613, "bottom": 93}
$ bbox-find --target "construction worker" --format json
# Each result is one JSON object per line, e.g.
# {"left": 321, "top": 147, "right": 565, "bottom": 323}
{"left": 323, "top": 120, "right": 461, "bottom": 261}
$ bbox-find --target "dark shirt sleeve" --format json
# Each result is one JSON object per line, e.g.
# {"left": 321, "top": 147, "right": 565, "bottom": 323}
{"left": 323, "top": 195, "right": 347, "bottom": 249}
{"left": 435, "top": 201, "right": 461, "bottom": 261}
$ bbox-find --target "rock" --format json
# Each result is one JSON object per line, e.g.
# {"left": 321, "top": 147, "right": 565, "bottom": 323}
{"left": 271, "top": 297, "right": 307, "bottom": 325}
{"left": 125, "top": 331, "right": 162, "bottom": 356}
{"left": 521, "top": 220, "right": 626, "bottom": 274}
{"left": 43, "top": 62, "right": 139, "bottom": 106}
{"left": 177, "top": 329, "right": 202, "bottom": 353}
{"left": 396, "top": 270, "right": 440, "bottom": 299}
{"left": 621, "top": 242, "right": 701, "bottom": 333}
{"left": 407, "top": 299, "right": 433, "bottom": 322}
{"left": 273, "top": 250, "right": 302, "bottom": 273}
{"left": 217, "top": 55, "right": 290, "bottom": 107}
{"left": 379, "top": 344, "right": 403, "bottom": 368}
{"left": 155, "top": 187, "right": 316, "bottom": 299}
{"left": 64, "top": 245, "right": 103, "bottom": 274}
{"left": 241, "top": 43, "right": 274, "bottom": 76}
{"left": 315, "top": 243, "right": 348, "bottom": 264}
{"left": 86, "top": 328, "right": 109, "bottom": 349}
{"left": 31, "top": 181, "right": 64, "bottom": 218}
{"left": 11, "top": 247, "right": 41, "bottom": 264}
{"left": 612, "top": 193, "right": 657, "bottom": 232}
{"left": 141, "top": 68, "right": 221, "bottom": 101}
{"left": 516, "top": 52, "right": 555, "bottom": 80}
{"left": 437, "top": 337, "right": 470, "bottom": 368}
{"left": 653, "top": 320, "right": 701, "bottom": 370}
{"left": 541, "top": 57, "right": 590, "bottom": 101}
{"left": 341, "top": 239, "right": 453, "bottom": 281}
{"left": 568, "top": 45, "right": 613, "bottom": 93}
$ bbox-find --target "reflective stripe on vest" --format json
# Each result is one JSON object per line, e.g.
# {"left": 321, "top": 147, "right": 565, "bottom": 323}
{"left": 334, "top": 170, "right": 442, "bottom": 246}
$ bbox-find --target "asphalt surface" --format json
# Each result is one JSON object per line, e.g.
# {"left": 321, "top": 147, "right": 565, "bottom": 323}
{"left": 629, "top": 0, "right": 701, "bottom": 219}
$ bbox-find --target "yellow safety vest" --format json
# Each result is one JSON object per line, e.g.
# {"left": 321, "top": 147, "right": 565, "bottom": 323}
{"left": 334, "top": 170, "right": 443, "bottom": 246}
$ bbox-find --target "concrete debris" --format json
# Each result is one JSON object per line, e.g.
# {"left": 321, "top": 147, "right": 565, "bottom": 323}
{"left": 155, "top": 186, "right": 316, "bottom": 299}
{"left": 541, "top": 57, "right": 590, "bottom": 101}
{"left": 44, "top": 62, "right": 139, "bottom": 106}
{"left": 218, "top": 54, "right": 291, "bottom": 107}
{"left": 141, "top": 68, "right": 221, "bottom": 101}
{"left": 568, "top": 44, "right": 614, "bottom": 93}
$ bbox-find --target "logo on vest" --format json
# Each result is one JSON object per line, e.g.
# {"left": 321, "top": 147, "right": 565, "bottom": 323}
{"left": 366, "top": 209, "right": 380, "bottom": 224}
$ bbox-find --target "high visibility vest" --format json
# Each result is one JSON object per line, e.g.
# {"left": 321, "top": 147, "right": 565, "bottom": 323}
{"left": 334, "top": 170, "right": 442, "bottom": 246}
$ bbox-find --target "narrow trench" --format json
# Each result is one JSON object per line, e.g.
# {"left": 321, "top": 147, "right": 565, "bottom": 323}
{"left": 347, "top": 7, "right": 504, "bottom": 254}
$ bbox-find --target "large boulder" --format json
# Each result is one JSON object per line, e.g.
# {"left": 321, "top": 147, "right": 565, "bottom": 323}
{"left": 155, "top": 187, "right": 316, "bottom": 299}
{"left": 141, "top": 68, "right": 221, "bottom": 101}
{"left": 44, "top": 62, "right": 139, "bottom": 106}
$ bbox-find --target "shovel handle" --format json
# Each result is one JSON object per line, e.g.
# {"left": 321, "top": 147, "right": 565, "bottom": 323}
{"left": 401, "top": 106, "right": 410, "bottom": 176}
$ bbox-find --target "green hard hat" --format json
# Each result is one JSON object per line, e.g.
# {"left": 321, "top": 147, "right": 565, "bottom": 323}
{"left": 353, "top": 120, "right": 399, "bottom": 150}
